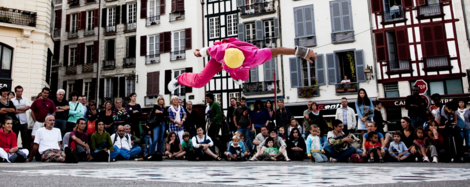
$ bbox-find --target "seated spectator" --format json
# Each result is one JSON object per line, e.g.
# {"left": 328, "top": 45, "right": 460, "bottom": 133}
{"left": 191, "top": 127, "right": 221, "bottom": 161}
{"left": 389, "top": 131, "right": 410, "bottom": 162}
{"left": 278, "top": 127, "right": 287, "bottom": 142}
{"left": 165, "top": 132, "right": 184, "bottom": 159}
{"left": 362, "top": 122, "right": 386, "bottom": 158}
{"left": 225, "top": 135, "right": 245, "bottom": 161}
{"left": 90, "top": 120, "right": 116, "bottom": 162}
{"left": 26, "top": 115, "right": 74, "bottom": 163}
{"left": 318, "top": 126, "right": 328, "bottom": 148}
{"left": 306, "top": 125, "right": 328, "bottom": 163}
{"left": 262, "top": 137, "right": 281, "bottom": 161}
{"left": 400, "top": 117, "right": 417, "bottom": 159}
{"left": 324, "top": 120, "right": 356, "bottom": 162}
{"left": 69, "top": 118, "right": 92, "bottom": 161}
{"left": 413, "top": 127, "right": 438, "bottom": 163}
{"left": 124, "top": 124, "right": 141, "bottom": 148}
{"left": 62, "top": 124, "right": 77, "bottom": 149}
{"left": 110, "top": 125, "right": 142, "bottom": 160}
{"left": 365, "top": 132, "right": 384, "bottom": 163}
{"left": 426, "top": 120, "right": 447, "bottom": 161}
{"left": 253, "top": 126, "right": 269, "bottom": 154}
{"left": 287, "top": 118, "right": 302, "bottom": 138}
{"left": 252, "top": 129, "right": 290, "bottom": 161}
{"left": 181, "top": 132, "right": 193, "bottom": 160}
{"left": 286, "top": 128, "right": 306, "bottom": 161}
{"left": 0, "top": 117, "right": 29, "bottom": 162}
{"left": 237, "top": 134, "right": 252, "bottom": 158}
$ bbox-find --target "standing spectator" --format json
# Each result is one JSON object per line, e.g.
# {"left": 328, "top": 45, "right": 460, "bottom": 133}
{"left": 457, "top": 100, "right": 470, "bottom": 147}
{"left": 8, "top": 91, "right": 15, "bottom": 100}
{"left": 355, "top": 88, "right": 374, "bottom": 136}
{"left": 309, "top": 102, "right": 328, "bottom": 136}
{"left": 205, "top": 93, "right": 222, "bottom": 156}
{"left": 192, "top": 127, "right": 222, "bottom": 161}
{"left": 233, "top": 97, "right": 254, "bottom": 154}
{"left": 69, "top": 118, "right": 92, "bottom": 161}
{"left": 178, "top": 99, "right": 183, "bottom": 107}
{"left": 406, "top": 86, "right": 427, "bottom": 128}
{"left": 149, "top": 96, "right": 168, "bottom": 155}
{"left": 303, "top": 101, "right": 313, "bottom": 138}
{"left": 113, "top": 99, "right": 128, "bottom": 132}
{"left": 265, "top": 100, "right": 275, "bottom": 131}
{"left": 168, "top": 96, "right": 187, "bottom": 142}
{"left": 251, "top": 99, "right": 270, "bottom": 134}
{"left": 80, "top": 96, "right": 88, "bottom": 121}
{"left": 85, "top": 100, "right": 99, "bottom": 136}
{"left": 30, "top": 87, "right": 56, "bottom": 145}
{"left": 11, "top": 85, "right": 30, "bottom": 148}
{"left": 184, "top": 101, "right": 198, "bottom": 137}
{"left": 0, "top": 116, "right": 29, "bottom": 162}
{"left": 335, "top": 97, "right": 356, "bottom": 135}
{"left": 286, "top": 128, "right": 306, "bottom": 161}
{"left": 67, "top": 92, "right": 83, "bottom": 133}
{"left": 324, "top": 120, "right": 356, "bottom": 162}
{"left": 275, "top": 99, "right": 291, "bottom": 136}
{"left": 90, "top": 120, "right": 116, "bottom": 162}
{"left": 227, "top": 98, "right": 238, "bottom": 133}
{"left": 110, "top": 125, "right": 142, "bottom": 160}
{"left": 373, "top": 100, "right": 390, "bottom": 135}
{"left": 125, "top": 93, "right": 142, "bottom": 137}
{"left": 287, "top": 118, "right": 302, "bottom": 137}
{"left": 101, "top": 101, "right": 115, "bottom": 134}
{"left": 434, "top": 101, "right": 464, "bottom": 162}
{"left": 52, "top": 89, "right": 69, "bottom": 138}
{"left": 0, "top": 86, "right": 18, "bottom": 127}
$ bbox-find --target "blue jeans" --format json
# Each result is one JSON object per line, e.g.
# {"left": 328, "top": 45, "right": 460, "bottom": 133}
{"left": 150, "top": 123, "right": 165, "bottom": 154}
{"left": 54, "top": 119, "right": 67, "bottom": 137}
{"left": 237, "top": 128, "right": 254, "bottom": 153}
{"left": 411, "top": 117, "right": 425, "bottom": 129}
{"left": 113, "top": 145, "right": 142, "bottom": 160}
{"left": 144, "top": 136, "right": 152, "bottom": 155}
{"left": 108, "top": 146, "right": 121, "bottom": 160}
{"left": 312, "top": 152, "right": 328, "bottom": 162}
{"left": 324, "top": 146, "right": 356, "bottom": 162}
{"left": 464, "top": 129, "right": 470, "bottom": 147}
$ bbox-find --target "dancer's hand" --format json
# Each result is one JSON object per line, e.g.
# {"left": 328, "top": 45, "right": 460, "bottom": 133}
{"left": 194, "top": 49, "right": 202, "bottom": 57}
{"left": 304, "top": 50, "right": 317, "bottom": 63}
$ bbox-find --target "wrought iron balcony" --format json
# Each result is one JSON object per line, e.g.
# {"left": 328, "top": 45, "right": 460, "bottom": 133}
{"left": 146, "top": 54, "right": 160, "bottom": 64}
{"left": 104, "top": 25, "right": 116, "bottom": 36}
{"left": 146, "top": 16, "right": 160, "bottom": 26}
{"left": 241, "top": 1, "right": 275, "bottom": 17}
{"left": 425, "top": 56, "right": 450, "bottom": 69}
{"left": 68, "top": 31, "right": 78, "bottom": 39}
{"left": 54, "top": 0, "right": 62, "bottom": 5}
{"left": 53, "top": 29, "right": 61, "bottom": 38}
{"left": 297, "top": 86, "right": 320, "bottom": 98}
{"left": 82, "top": 63, "right": 94, "bottom": 73}
{"left": 0, "top": 8, "right": 37, "bottom": 27}
{"left": 123, "top": 57, "right": 136, "bottom": 68}
{"left": 294, "top": 36, "right": 317, "bottom": 47}
{"left": 66, "top": 65, "right": 77, "bottom": 75}
{"left": 170, "top": 50, "right": 186, "bottom": 61}
{"left": 264, "top": 38, "right": 277, "bottom": 48}
{"left": 335, "top": 82, "right": 358, "bottom": 95}
{"left": 102, "top": 59, "right": 116, "bottom": 70}
{"left": 331, "top": 31, "right": 355, "bottom": 44}
{"left": 68, "top": 0, "right": 80, "bottom": 7}
{"left": 170, "top": 12, "right": 185, "bottom": 22}
{"left": 384, "top": 5, "right": 405, "bottom": 23}
{"left": 52, "top": 59, "right": 60, "bottom": 67}
{"left": 125, "top": 22, "right": 136, "bottom": 32}
{"left": 243, "top": 80, "right": 280, "bottom": 95}
{"left": 84, "top": 29, "right": 95, "bottom": 36}
{"left": 418, "top": 3, "right": 442, "bottom": 18}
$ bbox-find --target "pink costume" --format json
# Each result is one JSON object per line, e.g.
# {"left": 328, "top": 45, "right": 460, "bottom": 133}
{"left": 178, "top": 38, "right": 272, "bottom": 88}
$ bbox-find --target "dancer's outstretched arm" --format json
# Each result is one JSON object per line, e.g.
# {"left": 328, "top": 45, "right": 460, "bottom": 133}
{"left": 270, "top": 47, "right": 317, "bottom": 63}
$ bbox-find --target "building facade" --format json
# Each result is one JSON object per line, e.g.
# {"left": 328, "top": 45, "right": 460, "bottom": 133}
{"left": 0, "top": 1, "right": 54, "bottom": 102}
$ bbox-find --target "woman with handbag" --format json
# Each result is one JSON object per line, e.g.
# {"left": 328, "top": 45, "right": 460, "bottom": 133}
{"left": 149, "top": 96, "right": 168, "bottom": 155}
{"left": 67, "top": 92, "right": 83, "bottom": 133}
{"left": 355, "top": 88, "right": 374, "bottom": 136}
{"left": 324, "top": 120, "right": 356, "bottom": 162}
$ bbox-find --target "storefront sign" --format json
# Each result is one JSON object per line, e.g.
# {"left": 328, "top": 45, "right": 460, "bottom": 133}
{"left": 384, "top": 97, "right": 463, "bottom": 107}
{"left": 318, "top": 104, "right": 342, "bottom": 111}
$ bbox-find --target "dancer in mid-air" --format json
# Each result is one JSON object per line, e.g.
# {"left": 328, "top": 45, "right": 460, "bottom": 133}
{"left": 168, "top": 38, "right": 317, "bottom": 93}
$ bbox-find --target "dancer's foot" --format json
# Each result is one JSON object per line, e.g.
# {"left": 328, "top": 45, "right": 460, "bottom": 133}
{"left": 168, "top": 76, "right": 180, "bottom": 93}
{"left": 234, "top": 79, "right": 243, "bottom": 86}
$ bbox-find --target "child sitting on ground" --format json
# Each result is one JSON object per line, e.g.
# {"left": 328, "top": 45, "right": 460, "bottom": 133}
{"left": 388, "top": 131, "right": 410, "bottom": 162}
{"left": 365, "top": 131, "right": 384, "bottom": 162}
{"left": 413, "top": 127, "right": 438, "bottom": 163}
{"left": 288, "top": 118, "right": 302, "bottom": 138}
{"left": 263, "top": 137, "right": 280, "bottom": 161}
{"left": 278, "top": 127, "right": 287, "bottom": 142}
{"left": 181, "top": 132, "right": 193, "bottom": 160}
{"left": 306, "top": 124, "right": 328, "bottom": 163}
{"left": 225, "top": 135, "right": 244, "bottom": 161}
{"left": 238, "top": 134, "right": 251, "bottom": 159}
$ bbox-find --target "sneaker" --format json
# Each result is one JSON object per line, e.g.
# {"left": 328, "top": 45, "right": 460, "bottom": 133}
{"left": 379, "top": 157, "right": 384, "bottom": 163}
{"left": 397, "top": 159, "right": 401, "bottom": 162}
{"left": 167, "top": 77, "right": 180, "bottom": 93}
{"left": 369, "top": 158, "right": 374, "bottom": 163}
{"left": 234, "top": 79, "right": 243, "bottom": 86}
{"left": 415, "top": 157, "right": 419, "bottom": 162}
{"left": 432, "top": 156, "right": 438, "bottom": 163}
{"left": 330, "top": 158, "right": 337, "bottom": 162}
{"left": 451, "top": 158, "right": 454, "bottom": 163}
{"left": 423, "top": 156, "right": 430, "bottom": 162}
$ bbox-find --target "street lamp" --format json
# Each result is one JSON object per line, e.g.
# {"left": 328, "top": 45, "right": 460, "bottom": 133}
{"left": 364, "top": 65, "right": 374, "bottom": 82}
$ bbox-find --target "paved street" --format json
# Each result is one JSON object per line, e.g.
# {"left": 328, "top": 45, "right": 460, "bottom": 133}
{"left": 2, "top": 161, "right": 470, "bottom": 186}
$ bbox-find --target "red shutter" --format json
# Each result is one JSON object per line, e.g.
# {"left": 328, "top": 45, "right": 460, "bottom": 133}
{"left": 64, "top": 45, "right": 69, "bottom": 66}
{"left": 54, "top": 41, "right": 60, "bottom": 60}
{"left": 164, "top": 70, "right": 172, "bottom": 94}
{"left": 77, "top": 12, "right": 82, "bottom": 30}
{"left": 164, "top": 31, "right": 171, "bottom": 53}
{"left": 141, "top": 0, "right": 147, "bottom": 19}
{"left": 56, "top": 10, "right": 62, "bottom": 29}
{"left": 416, "top": 0, "right": 426, "bottom": 6}
{"left": 147, "top": 72, "right": 153, "bottom": 96}
{"left": 76, "top": 44, "right": 82, "bottom": 65}
{"left": 81, "top": 11, "right": 86, "bottom": 30}
{"left": 371, "top": 0, "right": 382, "bottom": 13}
{"left": 439, "top": 0, "right": 451, "bottom": 3}
{"left": 152, "top": 72, "right": 160, "bottom": 96}
{"left": 94, "top": 9, "right": 99, "bottom": 28}
{"left": 421, "top": 25, "right": 435, "bottom": 58}
{"left": 66, "top": 14, "right": 70, "bottom": 32}
{"left": 395, "top": 28, "right": 410, "bottom": 60}
{"left": 159, "top": 33, "right": 165, "bottom": 53}
{"left": 185, "top": 28, "right": 192, "bottom": 50}
{"left": 177, "top": 0, "right": 184, "bottom": 12}
{"left": 141, "top": 35, "right": 147, "bottom": 56}
{"left": 171, "top": 0, "right": 177, "bottom": 13}
{"left": 93, "top": 41, "right": 99, "bottom": 63}
{"left": 90, "top": 78, "right": 97, "bottom": 100}
{"left": 185, "top": 68, "right": 192, "bottom": 93}
{"left": 433, "top": 24, "right": 448, "bottom": 56}
{"left": 374, "top": 31, "right": 387, "bottom": 62}
{"left": 160, "top": 0, "right": 166, "bottom": 15}
{"left": 402, "top": 0, "right": 413, "bottom": 8}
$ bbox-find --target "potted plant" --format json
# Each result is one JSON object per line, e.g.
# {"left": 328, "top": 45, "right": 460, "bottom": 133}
{"left": 299, "top": 86, "right": 314, "bottom": 98}
{"left": 347, "top": 84, "right": 357, "bottom": 92}
{"left": 336, "top": 84, "right": 346, "bottom": 93}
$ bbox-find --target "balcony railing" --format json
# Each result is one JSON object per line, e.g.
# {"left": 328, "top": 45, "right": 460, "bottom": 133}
{"left": 425, "top": 56, "right": 449, "bottom": 68}
{"left": 84, "top": 29, "right": 95, "bottom": 36}
{"left": 419, "top": 3, "right": 442, "bottom": 17}
{"left": 335, "top": 82, "right": 358, "bottom": 95}
{"left": 146, "top": 16, "right": 160, "bottom": 26}
{"left": 52, "top": 59, "right": 60, "bottom": 66}
{"left": 170, "top": 51, "right": 186, "bottom": 61}
{"left": 384, "top": 5, "right": 405, "bottom": 22}
{"left": 66, "top": 65, "right": 77, "bottom": 75}
{"left": 264, "top": 38, "right": 277, "bottom": 48}
{"left": 295, "top": 36, "right": 317, "bottom": 47}
{"left": 82, "top": 63, "right": 94, "bottom": 73}
{"left": 170, "top": 12, "right": 185, "bottom": 22}
{"left": 331, "top": 31, "right": 355, "bottom": 44}
{"left": 146, "top": 54, "right": 160, "bottom": 64}
{"left": 68, "top": 0, "right": 80, "bottom": 7}
{"left": 102, "top": 59, "right": 116, "bottom": 70}
{"left": 68, "top": 31, "right": 78, "bottom": 39}
{"left": 241, "top": 1, "right": 275, "bottom": 16}
{"left": 297, "top": 86, "right": 320, "bottom": 98}
{"left": 243, "top": 80, "right": 280, "bottom": 95}
{"left": 53, "top": 29, "right": 61, "bottom": 38}
{"left": 123, "top": 57, "right": 136, "bottom": 68}
{"left": 389, "top": 60, "right": 410, "bottom": 71}
{"left": 104, "top": 25, "right": 116, "bottom": 35}
{"left": 0, "top": 9, "right": 37, "bottom": 27}
{"left": 86, "top": 0, "right": 97, "bottom": 3}
{"left": 125, "top": 22, "right": 136, "bottom": 32}
{"left": 55, "top": 0, "right": 62, "bottom": 5}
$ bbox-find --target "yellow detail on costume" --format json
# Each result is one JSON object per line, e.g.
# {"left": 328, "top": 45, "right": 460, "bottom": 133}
{"left": 224, "top": 48, "right": 245, "bottom": 69}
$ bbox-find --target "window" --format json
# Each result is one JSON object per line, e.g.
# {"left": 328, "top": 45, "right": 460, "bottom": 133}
{"left": 385, "top": 107, "right": 402, "bottom": 125}
{"left": 70, "top": 47, "right": 77, "bottom": 66}
{"left": 148, "top": 0, "right": 161, "bottom": 17}
{"left": 128, "top": 3, "right": 137, "bottom": 23}
{"left": 420, "top": 24, "right": 448, "bottom": 68}
{"left": 227, "top": 14, "right": 238, "bottom": 36}
{"left": 229, "top": 92, "right": 241, "bottom": 102}
{"left": 83, "top": 81, "right": 91, "bottom": 98}
{"left": 71, "top": 14, "right": 78, "bottom": 33}
{"left": 86, "top": 45, "right": 93, "bottom": 64}
{"left": 329, "top": 0, "right": 354, "bottom": 43}
{"left": 245, "top": 23, "right": 255, "bottom": 43}
{"left": 214, "top": 93, "right": 222, "bottom": 104}
{"left": 301, "top": 59, "right": 315, "bottom": 87}
{"left": 428, "top": 79, "right": 463, "bottom": 95}
{"left": 264, "top": 20, "right": 275, "bottom": 47}
{"left": 263, "top": 58, "right": 277, "bottom": 82}
{"left": 336, "top": 51, "right": 356, "bottom": 82}
{"left": 105, "top": 40, "right": 115, "bottom": 60}
{"left": 173, "top": 69, "right": 186, "bottom": 96}
{"left": 105, "top": 78, "right": 113, "bottom": 98}
{"left": 326, "top": 50, "right": 365, "bottom": 84}
{"left": 125, "top": 36, "right": 136, "bottom": 58}
{"left": 245, "top": 0, "right": 255, "bottom": 13}
{"left": 250, "top": 67, "right": 258, "bottom": 83}
{"left": 383, "top": 0, "right": 404, "bottom": 22}
{"left": 107, "top": 7, "right": 115, "bottom": 26}
{"left": 384, "top": 83, "right": 399, "bottom": 98}
{"left": 67, "top": 83, "right": 74, "bottom": 99}
{"left": 293, "top": 5, "right": 316, "bottom": 46}
{"left": 126, "top": 77, "right": 135, "bottom": 96}
{"left": 0, "top": 45, "right": 12, "bottom": 71}
{"left": 172, "top": 30, "right": 185, "bottom": 53}
{"left": 148, "top": 35, "right": 160, "bottom": 60}
{"left": 87, "top": 11, "right": 94, "bottom": 30}
{"left": 209, "top": 17, "right": 220, "bottom": 39}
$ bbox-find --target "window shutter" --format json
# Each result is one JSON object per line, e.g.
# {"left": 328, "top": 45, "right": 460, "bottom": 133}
{"left": 374, "top": 31, "right": 387, "bottom": 62}
{"left": 81, "top": 11, "right": 87, "bottom": 30}
{"left": 160, "top": 0, "right": 166, "bottom": 15}
{"left": 164, "top": 31, "right": 171, "bottom": 53}
{"left": 119, "top": 77, "right": 125, "bottom": 98}
{"left": 273, "top": 17, "right": 279, "bottom": 38}
{"left": 371, "top": 0, "right": 383, "bottom": 13}
{"left": 395, "top": 28, "right": 410, "bottom": 60}
{"left": 326, "top": 53, "right": 337, "bottom": 84}
{"left": 421, "top": 25, "right": 434, "bottom": 58}
{"left": 94, "top": 9, "right": 99, "bottom": 28}
{"left": 56, "top": 10, "right": 62, "bottom": 29}
{"left": 264, "top": 59, "right": 272, "bottom": 81}
{"left": 147, "top": 72, "right": 153, "bottom": 96}
{"left": 177, "top": 0, "right": 184, "bottom": 12}
{"left": 116, "top": 6, "right": 121, "bottom": 25}
{"left": 93, "top": 41, "right": 98, "bottom": 63}
{"left": 341, "top": 0, "right": 353, "bottom": 31}
{"left": 255, "top": 20, "right": 264, "bottom": 41}
{"left": 403, "top": 0, "right": 413, "bottom": 8}
{"left": 439, "top": 0, "right": 451, "bottom": 3}
{"left": 101, "top": 8, "right": 107, "bottom": 27}
{"left": 237, "top": 23, "right": 245, "bottom": 41}
{"left": 141, "top": 0, "right": 148, "bottom": 18}
{"left": 63, "top": 81, "right": 67, "bottom": 95}
{"left": 77, "top": 43, "right": 84, "bottom": 65}
{"left": 171, "top": 0, "right": 177, "bottom": 13}
{"left": 75, "top": 79, "right": 83, "bottom": 96}
{"left": 330, "top": 1, "right": 341, "bottom": 33}
{"left": 64, "top": 45, "right": 69, "bottom": 66}
{"left": 159, "top": 33, "right": 165, "bottom": 53}
{"left": 153, "top": 72, "right": 160, "bottom": 96}
{"left": 54, "top": 41, "right": 60, "bottom": 60}
{"left": 304, "top": 5, "right": 315, "bottom": 37}
{"left": 122, "top": 4, "right": 127, "bottom": 24}
{"left": 250, "top": 67, "right": 259, "bottom": 82}
{"left": 316, "top": 54, "right": 326, "bottom": 85}
{"left": 355, "top": 50, "right": 366, "bottom": 82}
{"left": 129, "top": 36, "right": 136, "bottom": 57}
{"left": 433, "top": 24, "right": 448, "bottom": 56}
{"left": 164, "top": 70, "right": 172, "bottom": 94}
{"left": 293, "top": 7, "right": 304, "bottom": 38}
{"left": 99, "top": 78, "right": 104, "bottom": 100}
{"left": 236, "top": 0, "right": 245, "bottom": 7}
{"left": 77, "top": 12, "right": 82, "bottom": 30}
{"left": 112, "top": 77, "right": 118, "bottom": 98}
{"left": 108, "top": 40, "right": 115, "bottom": 60}
{"left": 185, "top": 68, "right": 193, "bottom": 93}
{"left": 289, "top": 57, "right": 299, "bottom": 87}
{"left": 416, "top": 0, "right": 426, "bottom": 6}
{"left": 66, "top": 14, "right": 70, "bottom": 32}
{"left": 140, "top": 35, "right": 147, "bottom": 56}
{"left": 185, "top": 28, "right": 192, "bottom": 50}
{"left": 90, "top": 78, "right": 97, "bottom": 100}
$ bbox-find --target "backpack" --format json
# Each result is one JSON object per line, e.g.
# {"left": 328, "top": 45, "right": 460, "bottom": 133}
{"left": 112, "top": 134, "right": 130, "bottom": 145}
{"left": 350, "top": 153, "right": 366, "bottom": 163}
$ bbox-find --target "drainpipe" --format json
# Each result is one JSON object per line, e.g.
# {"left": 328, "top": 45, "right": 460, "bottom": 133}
{"left": 201, "top": 0, "right": 205, "bottom": 104}
{"left": 96, "top": 0, "right": 101, "bottom": 104}
{"left": 368, "top": 0, "right": 379, "bottom": 94}
{"left": 277, "top": 0, "right": 285, "bottom": 106}
{"left": 462, "top": 0, "right": 470, "bottom": 48}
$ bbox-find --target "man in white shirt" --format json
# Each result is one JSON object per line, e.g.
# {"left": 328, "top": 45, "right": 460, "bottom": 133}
{"left": 110, "top": 125, "right": 141, "bottom": 160}
{"left": 335, "top": 97, "right": 356, "bottom": 134}
{"left": 11, "top": 85, "right": 30, "bottom": 149}
{"left": 26, "top": 115, "right": 74, "bottom": 163}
